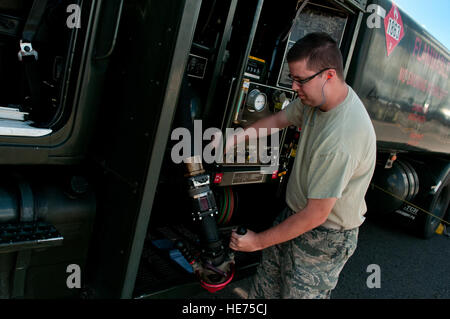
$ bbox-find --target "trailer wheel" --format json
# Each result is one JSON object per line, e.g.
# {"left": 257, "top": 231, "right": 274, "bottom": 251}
{"left": 421, "top": 175, "right": 450, "bottom": 239}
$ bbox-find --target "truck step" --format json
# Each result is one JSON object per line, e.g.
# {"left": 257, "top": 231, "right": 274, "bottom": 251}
{"left": 0, "top": 221, "right": 63, "bottom": 253}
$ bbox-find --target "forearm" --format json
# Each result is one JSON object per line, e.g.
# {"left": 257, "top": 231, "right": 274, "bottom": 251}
{"left": 256, "top": 207, "right": 328, "bottom": 250}
{"left": 230, "top": 199, "right": 336, "bottom": 252}
{"left": 233, "top": 110, "right": 291, "bottom": 144}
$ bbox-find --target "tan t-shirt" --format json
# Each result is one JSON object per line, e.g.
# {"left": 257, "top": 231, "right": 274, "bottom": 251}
{"left": 284, "top": 85, "right": 376, "bottom": 229}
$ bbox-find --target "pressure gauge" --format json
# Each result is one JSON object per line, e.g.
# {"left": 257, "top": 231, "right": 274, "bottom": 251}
{"left": 246, "top": 89, "right": 267, "bottom": 112}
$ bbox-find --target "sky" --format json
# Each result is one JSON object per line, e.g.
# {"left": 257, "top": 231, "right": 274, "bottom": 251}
{"left": 393, "top": 0, "right": 450, "bottom": 50}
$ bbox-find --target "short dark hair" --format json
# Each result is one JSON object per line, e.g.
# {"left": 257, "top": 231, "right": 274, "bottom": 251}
{"left": 286, "top": 32, "right": 344, "bottom": 80}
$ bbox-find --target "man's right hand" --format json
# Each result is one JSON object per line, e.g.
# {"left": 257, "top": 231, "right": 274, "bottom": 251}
{"left": 216, "top": 109, "right": 292, "bottom": 156}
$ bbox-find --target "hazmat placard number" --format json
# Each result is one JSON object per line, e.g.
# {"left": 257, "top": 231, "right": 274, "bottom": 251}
{"left": 387, "top": 17, "right": 401, "bottom": 40}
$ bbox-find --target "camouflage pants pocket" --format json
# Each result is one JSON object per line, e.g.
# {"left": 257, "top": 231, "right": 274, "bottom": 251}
{"left": 285, "top": 226, "right": 358, "bottom": 298}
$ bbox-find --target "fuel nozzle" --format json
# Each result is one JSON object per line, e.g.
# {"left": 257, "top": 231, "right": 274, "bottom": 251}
{"left": 182, "top": 156, "right": 235, "bottom": 292}
{"left": 236, "top": 226, "right": 247, "bottom": 236}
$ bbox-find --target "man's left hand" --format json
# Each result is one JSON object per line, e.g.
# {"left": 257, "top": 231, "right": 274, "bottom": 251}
{"left": 229, "top": 229, "right": 261, "bottom": 252}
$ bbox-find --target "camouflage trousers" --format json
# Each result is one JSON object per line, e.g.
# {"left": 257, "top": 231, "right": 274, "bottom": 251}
{"left": 248, "top": 207, "right": 358, "bottom": 299}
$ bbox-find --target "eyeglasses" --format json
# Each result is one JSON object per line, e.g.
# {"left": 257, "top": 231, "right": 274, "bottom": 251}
{"left": 288, "top": 67, "right": 333, "bottom": 86}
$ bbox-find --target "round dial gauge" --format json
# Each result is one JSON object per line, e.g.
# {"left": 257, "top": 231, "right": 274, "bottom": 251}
{"left": 254, "top": 94, "right": 266, "bottom": 111}
{"left": 247, "top": 89, "right": 267, "bottom": 112}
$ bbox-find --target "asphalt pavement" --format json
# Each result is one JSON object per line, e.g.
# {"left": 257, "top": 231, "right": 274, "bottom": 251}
{"left": 192, "top": 215, "right": 450, "bottom": 299}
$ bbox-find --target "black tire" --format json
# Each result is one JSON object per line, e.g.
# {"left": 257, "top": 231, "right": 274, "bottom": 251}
{"left": 421, "top": 175, "right": 450, "bottom": 239}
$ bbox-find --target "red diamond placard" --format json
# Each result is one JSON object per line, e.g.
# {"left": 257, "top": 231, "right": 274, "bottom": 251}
{"left": 384, "top": 3, "right": 405, "bottom": 56}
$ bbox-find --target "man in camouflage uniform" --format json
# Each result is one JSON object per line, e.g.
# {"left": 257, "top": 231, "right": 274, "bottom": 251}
{"left": 228, "top": 33, "right": 376, "bottom": 299}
